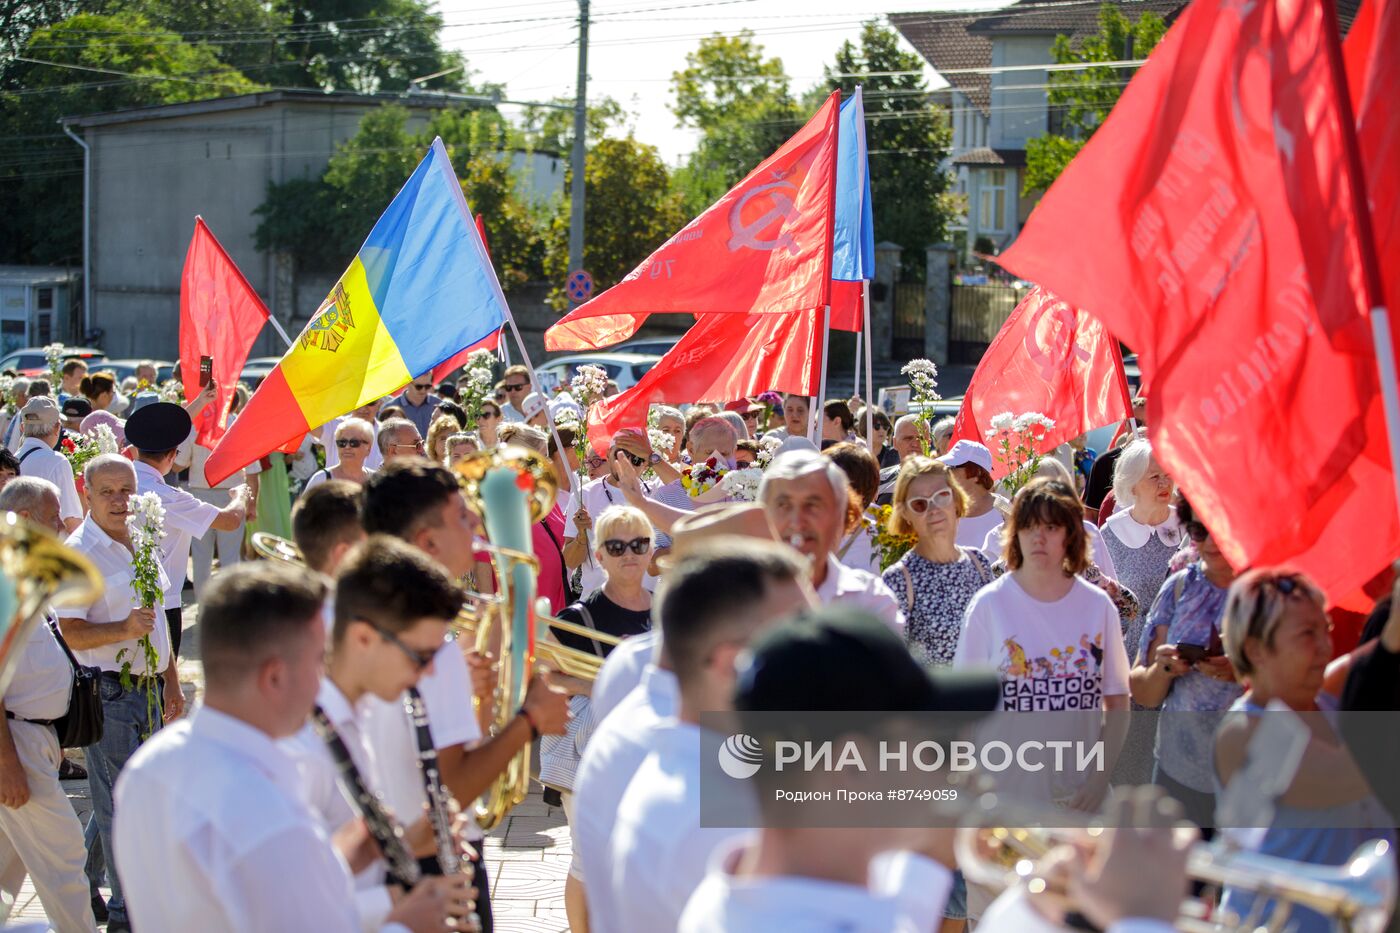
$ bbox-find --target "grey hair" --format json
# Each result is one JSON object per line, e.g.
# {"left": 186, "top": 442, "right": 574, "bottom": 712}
{"left": 703, "top": 412, "right": 747, "bottom": 443}
{"left": 84, "top": 453, "right": 136, "bottom": 486}
{"left": 10, "top": 378, "right": 30, "bottom": 399}
{"left": 932, "top": 416, "right": 956, "bottom": 446}
{"left": 1033, "top": 456, "right": 1075, "bottom": 487}
{"left": 376, "top": 417, "right": 418, "bottom": 456}
{"left": 21, "top": 419, "right": 53, "bottom": 439}
{"left": 1112, "top": 438, "right": 1155, "bottom": 509}
{"left": 652, "top": 405, "right": 683, "bottom": 425}
{"left": 758, "top": 449, "right": 851, "bottom": 537}
{"left": 334, "top": 417, "right": 373, "bottom": 442}
{"left": 894, "top": 413, "right": 926, "bottom": 434}
{"left": 497, "top": 422, "right": 547, "bottom": 455}
{"left": 0, "top": 476, "right": 59, "bottom": 514}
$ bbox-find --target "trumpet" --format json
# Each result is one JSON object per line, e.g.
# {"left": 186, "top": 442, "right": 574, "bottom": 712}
{"left": 957, "top": 821, "right": 1397, "bottom": 933}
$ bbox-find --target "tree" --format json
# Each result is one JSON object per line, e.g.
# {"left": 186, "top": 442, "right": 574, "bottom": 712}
{"left": 0, "top": 12, "right": 260, "bottom": 264}
{"left": 517, "top": 95, "right": 627, "bottom": 155}
{"left": 1022, "top": 4, "right": 1167, "bottom": 194}
{"left": 815, "top": 21, "right": 956, "bottom": 277}
{"left": 669, "top": 31, "right": 799, "bottom": 213}
{"left": 543, "top": 136, "right": 686, "bottom": 309}
{"left": 93, "top": 0, "right": 292, "bottom": 76}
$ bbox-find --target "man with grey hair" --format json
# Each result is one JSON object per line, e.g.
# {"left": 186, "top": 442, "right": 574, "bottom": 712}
{"left": 0, "top": 378, "right": 30, "bottom": 454}
{"left": 63, "top": 454, "right": 181, "bottom": 932}
{"left": 0, "top": 476, "right": 96, "bottom": 932}
{"left": 759, "top": 449, "right": 902, "bottom": 629}
{"left": 376, "top": 417, "right": 424, "bottom": 464}
{"left": 876, "top": 414, "right": 934, "bottom": 505}
{"left": 15, "top": 398, "right": 81, "bottom": 532}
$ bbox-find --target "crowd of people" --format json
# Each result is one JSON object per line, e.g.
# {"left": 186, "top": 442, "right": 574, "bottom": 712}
{"left": 0, "top": 353, "right": 1394, "bottom": 933}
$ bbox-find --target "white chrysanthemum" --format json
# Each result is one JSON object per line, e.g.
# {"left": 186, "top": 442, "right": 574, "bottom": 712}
{"left": 468, "top": 366, "right": 493, "bottom": 388}
{"left": 467, "top": 349, "right": 497, "bottom": 371}
{"left": 158, "top": 380, "right": 184, "bottom": 404}
{"left": 1013, "top": 412, "right": 1056, "bottom": 433}
{"left": 126, "top": 491, "right": 166, "bottom": 541}
{"left": 553, "top": 408, "right": 582, "bottom": 431}
{"left": 570, "top": 364, "right": 609, "bottom": 404}
{"left": 989, "top": 412, "right": 1015, "bottom": 434}
{"left": 88, "top": 423, "right": 120, "bottom": 455}
{"left": 43, "top": 343, "right": 64, "bottom": 364}
{"left": 647, "top": 428, "right": 675, "bottom": 455}
{"left": 720, "top": 467, "right": 763, "bottom": 502}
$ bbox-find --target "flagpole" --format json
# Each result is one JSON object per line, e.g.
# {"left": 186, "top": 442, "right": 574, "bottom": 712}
{"left": 1319, "top": 0, "right": 1400, "bottom": 515}
{"left": 502, "top": 315, "right": 580, "bottom": 502}
{"left": 853, "top": 330, "right": 862, "bottom": 400}
{"left": 266, "top": 315, "right": 294, "bottom": 349}
{"left": 862, "top": 279, "right": 875, "bottom": 449}
{"left": 811, "top": 305, "right": 831, "bottom": 444}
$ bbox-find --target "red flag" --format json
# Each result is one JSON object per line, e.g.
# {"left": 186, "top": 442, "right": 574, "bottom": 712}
{"left": 996, "top": 0, "right": 1398, "bottom": 605}
{"left": 545, "top": 92, "right": 841, "bottom": 352}
{"left": 179, "top": 217, "right": 270, "bottom": 446}
{"left": 429, "top": 327, "right": 501, "bottom": 384}
{"left": 950, "top": 287, "right": 1131, "bottom": 480}
{"left": 828, "top": 280, "right": 863, "bottom": 332}
{"left": 1346, "top": 0, "right": 1398, "bottom": 343}
{"left": 585, "top": 309, "right": 821, "bottom": 454}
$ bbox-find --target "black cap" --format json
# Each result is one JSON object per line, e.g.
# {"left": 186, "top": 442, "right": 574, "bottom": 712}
{"left": 124, "top": 402, "right": 192, "bottom": 452}
{"left": 61, "top": 397, "right": 92, "bottom": 419}
{"left": 735, "top": 606, "right": 1000, "bottom": 714}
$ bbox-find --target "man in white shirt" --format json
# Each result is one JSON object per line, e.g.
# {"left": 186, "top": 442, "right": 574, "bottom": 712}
{"left": 0, "top": 478, "right": 95, "bottom": 933}
{"left": 127, "top": 402, "right": 250, "bottom": 659}
{"left": 604, "top": 540, "right": 814, "bottom": 933}
{"left": 14, "top": 398, "right": 81, "bottom": 532}
{"left": 59, "top": 455, "right": 182, "bottom": 931}
{"left": 113, "top": 561, "right": 471, "bottom": 933}
{"left": 497, "top": 365, "right": 533, "bottom": 423}
{"left": 563, "top": 441, "right": 667, "bottom": 594}
{"left": 361, "top": 460, "right": 572, "bottom": 933}
{"left": 758, "top": 449, "right": 903, "bottom": 629}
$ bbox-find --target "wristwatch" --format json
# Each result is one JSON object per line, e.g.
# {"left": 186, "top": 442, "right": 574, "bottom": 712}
{"left": 647, "top": 452, "right": 663, "bottom": 465}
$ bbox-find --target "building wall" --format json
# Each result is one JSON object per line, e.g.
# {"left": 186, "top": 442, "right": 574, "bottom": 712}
{"left": 988, "top": 35, "right": 1053, "bottom": 149}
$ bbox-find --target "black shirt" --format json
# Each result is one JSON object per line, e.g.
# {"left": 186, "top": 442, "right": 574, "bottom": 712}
{"left": 552, "top": 589, "right": 651, "bottom": 658}
{"left": 1085, "top": 445, "right": 1123, "bottom": 510}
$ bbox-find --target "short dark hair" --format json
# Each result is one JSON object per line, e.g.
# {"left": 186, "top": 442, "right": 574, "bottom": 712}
{"left": 200, "top": 562, "right": 327, "bottom": 691}
{"left": 823, "top": 441, "right": 879, "bottom": 509}
{"left": 378, "top": 405, "right": 406, "bottom": 423}
{"left": 502, "top": 364, "right": 530, "bottom": 382}
{"left": 955, "top": 462, "right": 995, "bottom": 492}
{"left": 736, "top": 439, "right": 760, "bottom": 456}
{"left": 549, "top": 425, "right": 576, "bottom": 457}
{"left": 656, "top": 541, "right": 807, "bottom": 685}
{"left": 60, "top": 359, "right": 87, "bottom": 377}
{"left": 435, "top": 400, "right": 467, "bottom": 430}
{"left": 28, "top": 379, "right": 50, "bottom": 397}
{"left": 1004, "top": 478, "right": 1090, "bottom": 575}
{"left": 333, "top": 535, "right": 463, "bottom": 643}
{"left": 0, "top": 449, "right": 19, "bottom": 474}
{"left": 823, "top": 399, "right": 854, "bottom": 433}
{"left": 292, "top": 480, "right": 364, "bottom": 573}
{"left": 361, "top": 459, "right": 461, "bottom": 540}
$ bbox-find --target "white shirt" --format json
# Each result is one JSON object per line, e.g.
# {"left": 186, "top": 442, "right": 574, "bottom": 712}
{"left": 16, "top": 437, "right": 81, "bottom": 522}
{"left": 321, "top": 417, "right": 383, "bottom": 471}
{"left": 134, "top": 460, "right": 221, "bottom": 606}
{"left": 362, "top": 641, "right": 485, "bottom": 842}
{"left": 611, "top": 723, "right": 749, "bottom": 933}
{"left": 4, "top": 616, "right": 71, "bottom": 721}
{"left": 572, "top": 665, "right": 680, "bottom": 930}
{"left": 564, "top": 477, "right": 659, "bottom": 594}
{"left": 113, "top": 705, "right": 407, "bottom": 933}
{"left": 590, "top": 631, "right": 659, "bottom": 727}
{"left": 959, "top": 506, "right": 1006, "bottom": 554}
{"left": 679, "top": 837, "right": 954, "bottom": 933}
{"left": 64, "top": 517, "right": 171, "bottom": 675}
{"left": 815, "top": 555, "right": 904, "bottom": 631}
{"left": 1103, "top": 506, "right": 1182, "bottom": 550}
{"left": 835, "top": 522, "right": 878, "bottom": 573}
{"left": 980, "top": 886, "right": 1176, "bottom": 933}
{"left": 980, "top": 519, "right": 1119, "bottom": 580}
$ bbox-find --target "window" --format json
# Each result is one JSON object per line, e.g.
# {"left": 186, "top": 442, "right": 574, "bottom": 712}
{"left": 36, "top": 288, "right": 53, "bottom": 310}
{"left": 36, "top": 314, "right": 51, "bottom": 345}
{"left": 978, "top": 169, "right": 1011, "bottom": 232}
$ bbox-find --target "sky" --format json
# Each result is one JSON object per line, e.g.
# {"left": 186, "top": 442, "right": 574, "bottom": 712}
{"left": 436, "top": 0, "right": 1011, "bottom": 164}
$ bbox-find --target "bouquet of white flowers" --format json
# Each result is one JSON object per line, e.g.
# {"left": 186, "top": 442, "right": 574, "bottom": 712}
{"left": 459, "top": 350, "right": 498, "bottom": 429}
{"left": 121, "top": 492, "right": 166, "bottom": 737}
{"left": 43, "top": 343, "right": 65, "bottom": 387}
{"left": 988, "top": 411, "right": 1057, "bottom": 495}
{"left": 901, "top": 359, "right": 941, "bottom": 455}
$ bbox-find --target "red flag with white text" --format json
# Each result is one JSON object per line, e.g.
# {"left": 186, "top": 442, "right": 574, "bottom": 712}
{"left": 995, "top": 0, "right": 1398, "bottom": 605}
{"left": 951, "top": 287, "right": 1132, "bottom": 480}
{"left": 179, "top": 218, "right": 270, "bottom": 447}
{"left": 545, "top": 92, "right": 841, "bottom": 352}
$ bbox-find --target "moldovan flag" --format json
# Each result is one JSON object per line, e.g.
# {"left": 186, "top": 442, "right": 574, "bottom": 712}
{"left": 205, "top": 138, "right": 509, "bottom": 485}
{"left": 586, "top": 309, "right": 821, "bottom": 454}
{"left": 997, "top": 0, "right": 1397, "bottom": 605}
{"left": 427, "top": 217, "right": 502, "bottom": 382}
{"left": 179, "top": 217, "right": 271, "bottom": 447}
{"left": 544, "top": 91, "right": 841, "bottom": 352}
{"left": 950, "top": 287, "right": 1131, "bottom": 479}
{"left": 829, "top": 88, "right": 876, "bottom": 332}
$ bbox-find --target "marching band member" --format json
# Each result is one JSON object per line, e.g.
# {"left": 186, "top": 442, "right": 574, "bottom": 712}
{"left": 292, "top": 480, "right": 368, "bottom": 578}
{"left": 113, "top": 561, "right": 471, "bottom": 933}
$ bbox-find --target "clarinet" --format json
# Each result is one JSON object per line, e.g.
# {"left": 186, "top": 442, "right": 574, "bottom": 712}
{"left": 404, "top": 687, "right": 462, "bottom": 876}
{"left": 310, "top": 705, "right": 423, "bottom": 889}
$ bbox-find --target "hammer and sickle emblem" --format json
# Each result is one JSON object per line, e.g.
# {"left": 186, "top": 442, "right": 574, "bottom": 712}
{"left": 728, "top": 171, "right": 802, "bottom": 254}
{"left": 1024, "top": 295, "right": 1091, "bottom": 381}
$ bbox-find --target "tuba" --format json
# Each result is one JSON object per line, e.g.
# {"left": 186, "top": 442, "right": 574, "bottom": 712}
{"left": 0, "top": 513, "right": 104, "bottom": 699}
{"left": 250, "top": 532, "right": 305, "bottom": 567}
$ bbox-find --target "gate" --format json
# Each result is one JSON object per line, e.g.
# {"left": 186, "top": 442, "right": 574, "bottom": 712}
{"left": 891, "top": 282, "right": 926, "bottom": 360}
{"left": 949, "top": 283, "right": 1021, "bottom": 363}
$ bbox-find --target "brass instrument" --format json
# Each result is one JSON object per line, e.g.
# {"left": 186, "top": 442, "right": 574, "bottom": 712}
{"left": 0, "top": 512, "right": 104, "bottom": 699}
{"left": 251, "top": 531, "right": 305, "bottom": 567}
{"left": 957, "top": 822, "right": 1397, "bottom": 933}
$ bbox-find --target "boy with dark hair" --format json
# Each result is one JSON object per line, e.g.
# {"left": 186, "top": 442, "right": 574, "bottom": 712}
{"left": 292, "top": 480, "right": 366, "bottom": 576}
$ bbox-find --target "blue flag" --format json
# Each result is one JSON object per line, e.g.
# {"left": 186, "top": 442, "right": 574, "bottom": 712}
{"left": 832, "top": 87, "right": 875, "bottom": 283}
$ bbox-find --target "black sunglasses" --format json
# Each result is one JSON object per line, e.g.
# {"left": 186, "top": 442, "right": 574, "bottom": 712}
{"left": 504, "top": 382, "right": 527, "bottom": 391}
{"left": 602, "top": 537, "right": 652, "bottom": 557}
{"left": 617, "top": 450, "right": 646, "bottom": 468}
{"left": 367, "top": 621, "right": 438, "bottom": 671}
{"left": 411, "top": 383, "right": 433, "bottom": 391}
{"left": 1184, "top": 520, "right": 1210, "bottom": 543}
{"left": 479, "top": 409, "right": 498, "bottom": 420}
{"left": 336, "top": 438, "right": 366, "bottom": 449}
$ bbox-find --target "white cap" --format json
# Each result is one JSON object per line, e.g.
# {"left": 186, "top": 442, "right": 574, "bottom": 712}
{"left": 521, "top": 392, "right": 548, "bottom": 420}
{"left": 938, "top": 439, "right": 993, "bottom": 473}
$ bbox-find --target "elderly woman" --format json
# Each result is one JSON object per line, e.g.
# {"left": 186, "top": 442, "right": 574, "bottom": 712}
{"left": 1214, "top": 570, "right": 1395, "bottom": 933}
{"left": 1128, "top": 496, "right": 1240, "bottom": 827}
{"left": 302, "top": 418, "right": 375, "bottom": 492}
{"left": 1102, "top": 438, "right": 1182, "bottom": 663}
{"left": 883, "top": 456, "right": 993, "bottom": 666}
{"left": 652, "top": 405, "right": 685, "bottom": 460}
{"left": 931, "top": 416, "right": 957, "bottom": 457}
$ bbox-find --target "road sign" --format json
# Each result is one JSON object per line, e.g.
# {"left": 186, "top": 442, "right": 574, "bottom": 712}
{"left": 566, "top": 269, "right": 594, "bottom": 304}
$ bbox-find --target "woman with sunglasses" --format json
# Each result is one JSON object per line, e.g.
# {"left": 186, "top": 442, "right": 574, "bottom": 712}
{"left": 303, "top": 419, "right": 376, "bottom": 494}
{"left": 1128, "top": 496, "right": 1240, "bottom": 829}
{"left": 1214, "top": 569, "right": 1395, "bottom": 933}
{"left": 882, "top": 457, "right": 994, "bottom": 667}
{"left": 476, "top": 400, "right": 502, "bottom": 448}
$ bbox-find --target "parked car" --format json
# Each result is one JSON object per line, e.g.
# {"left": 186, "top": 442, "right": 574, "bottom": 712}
{"left": 0, "top": 346, "right": 105, "bottom": 376}
{"left": 610, "top": 336, "right": 681, "bottom": 358}
{"left": 97, "top": 358, "right": 175, "bottom": 386}
{"left": 239, "top": 357, "right": 283, "bottom": 389}
{"left": 535, "top": 352, "right": 662, "bottom": 394}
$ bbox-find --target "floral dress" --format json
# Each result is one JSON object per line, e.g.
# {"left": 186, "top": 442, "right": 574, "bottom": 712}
{"left": 884, "top": 548, "right": 993, "bottom": 666}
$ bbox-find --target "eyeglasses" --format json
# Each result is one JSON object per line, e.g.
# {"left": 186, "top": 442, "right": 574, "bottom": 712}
{"left": 504, "top": 382, "right": 527, "bottom": 392}
{"left": 411, "top": 383, "right": 433, "bottom": 392}
{"left": 585, "top": 455, "right": 607, "bottom": 469}
{"left": 602, "top": 537, "right": 652, "bottom": 557}
{"left": 366, "top": 621, "right": 438, "bottom": 671}
{"left": 741, "top": 411, "right": 759, "bottom": 421}
{"left": 390, "top": 440, "right": 425, "bottom": 452}
{"left": 907, "top": 489, "right": 955, "bottom": 513}
{"left": 1184, "top": 520, "right": 1210, "bottom": 543}
{"left": 336, "top": 439, "right": 367, "bottom": 449}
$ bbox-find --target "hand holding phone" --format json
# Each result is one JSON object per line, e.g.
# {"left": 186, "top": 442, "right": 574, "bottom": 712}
{"left": 1173, "top": 643, "right": 1208, "bottom": 665}
{"left": 199, "top": 355, "right": 213, "bottom": 387}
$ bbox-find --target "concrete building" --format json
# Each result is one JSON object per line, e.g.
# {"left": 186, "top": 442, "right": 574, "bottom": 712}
{"left": 0, "top": 266, "right": 80, "bottom": 356}
{"left": 61, "top": 90, "right": 563, "bottom": 359}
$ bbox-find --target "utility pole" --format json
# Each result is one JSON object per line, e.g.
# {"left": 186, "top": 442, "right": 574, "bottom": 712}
{"left": 568, "top": 0, "right": 589, "bottom": 285}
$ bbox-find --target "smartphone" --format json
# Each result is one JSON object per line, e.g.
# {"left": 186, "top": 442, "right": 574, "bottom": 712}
{"left": 199, "top": 355, "right": 213, "bottom": 387}
{"left": 1174, "top": 643, "right": 1209, "bottom": 664}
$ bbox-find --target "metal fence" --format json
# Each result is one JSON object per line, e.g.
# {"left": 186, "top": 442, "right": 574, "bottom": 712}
{"left": 892, "top": 282, "right": 926, "bottom": 360}
{"left": 949, "top": 283, "right": 1021, "bottom": 362}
